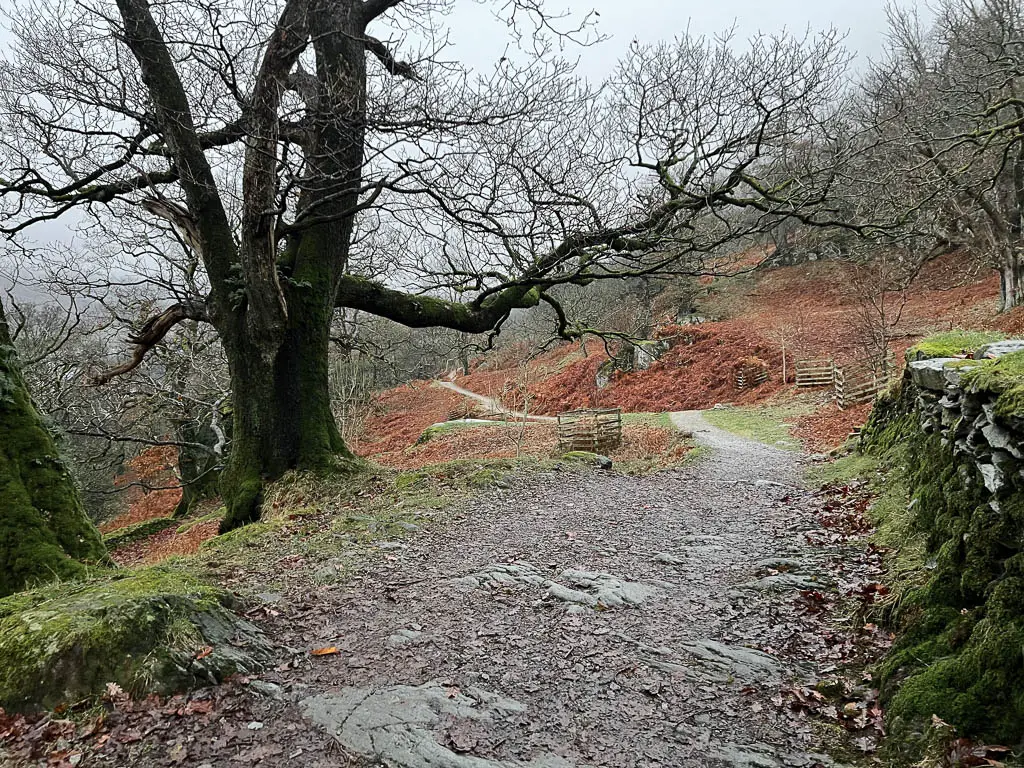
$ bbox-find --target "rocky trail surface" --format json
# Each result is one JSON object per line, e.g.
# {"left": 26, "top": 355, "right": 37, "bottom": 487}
{"left": 76, "top": 412, "right": 857, "bottom": 768}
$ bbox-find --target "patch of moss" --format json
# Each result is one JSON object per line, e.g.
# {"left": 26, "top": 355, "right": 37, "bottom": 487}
{"left": 961, "top": 350, "right": 1024, "bottom": 418}
{"left": 395, "top": 470, "right": 429, "bottom": 490}
{"left": 561, "top": 450, "right": 611, "bottom": 465}
{"left": 103, "top": 517, "right": 177, "bottom": 550}
{"left": 0, "top": 567, "right": 270, "bottom": 711}
{"left": 887, "top": 619, "right": 1024, "bottom": 743}
{"left": 905, "top": 330, "right": 1005, "bottom": 361}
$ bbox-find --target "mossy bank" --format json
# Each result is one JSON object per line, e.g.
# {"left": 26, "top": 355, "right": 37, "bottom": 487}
{"left": 857, "top": 333, "right": 1024, "bottom": 761}
{"left": 0, "top": 567, "right": 271, "bottom": 712}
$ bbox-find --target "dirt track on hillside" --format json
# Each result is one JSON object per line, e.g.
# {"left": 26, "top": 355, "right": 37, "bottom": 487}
{"left": 77, "top": 413, "right": 853, "bottom": 768}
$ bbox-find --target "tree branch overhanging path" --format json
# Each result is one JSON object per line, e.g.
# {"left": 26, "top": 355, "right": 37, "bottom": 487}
{"left": 0, "top": 0, "right": 865, "bottom": 530}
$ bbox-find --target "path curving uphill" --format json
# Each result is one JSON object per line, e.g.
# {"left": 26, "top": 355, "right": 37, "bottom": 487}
{"left": 275, "top": 411, "right": 838, "bottom": 767}
{"left": 80, "top": 411, "right": 846, "bottom": 767}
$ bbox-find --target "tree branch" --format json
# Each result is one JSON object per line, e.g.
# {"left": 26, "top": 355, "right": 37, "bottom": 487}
{"left": 93, "top": 300, "right": 211, "bottom": 385}
{"left": 365, "top": 36, "right": 420, "bottom": 80}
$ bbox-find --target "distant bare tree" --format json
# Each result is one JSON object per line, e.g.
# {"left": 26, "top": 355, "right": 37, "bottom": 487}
{"left": 861, "top": 0, "right": 1024, "bottom": 310}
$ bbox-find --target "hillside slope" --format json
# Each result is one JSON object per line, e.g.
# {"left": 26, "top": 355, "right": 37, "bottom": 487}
{"left": 353, "top": 250, "right": 1006, "bottom": 462}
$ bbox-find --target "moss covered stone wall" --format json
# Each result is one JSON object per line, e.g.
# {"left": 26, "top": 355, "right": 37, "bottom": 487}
{"left": 863, "top": 334, "right": 1024, "bottom": 751}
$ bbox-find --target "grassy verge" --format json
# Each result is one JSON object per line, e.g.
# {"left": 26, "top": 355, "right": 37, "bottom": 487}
{"left": 702, "top": 402, "right": 812, "bottom": 449}
{"left": 176, "top": 458, "right": 572, "bottom": 594}
{"left": 417, "top": 419, "right": 540, "bottom": 443}
{"left": 621, "top": 411, "right": 674, "bottom": 429}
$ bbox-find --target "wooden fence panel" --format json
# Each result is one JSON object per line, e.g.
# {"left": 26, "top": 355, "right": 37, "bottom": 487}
{"left": 557, "top": 408, "right": 623, "bottom": 453}
{"left": 834, "top": 366, "right": 889, "bottom": 409}
{"left": 795, "top": 358, "right": 835, "bottom": 388}
{"left": 735, "top": 368, "right": 769, "bottom": 390}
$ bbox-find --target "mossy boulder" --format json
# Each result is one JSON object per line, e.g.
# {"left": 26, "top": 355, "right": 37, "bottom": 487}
{"left": 562, "top": 451, "right": 613, "bottom": 469}
{"left": 103, "top": 517, "right": 177, "bottom": 550}
{"left": 0, "top": 568, "right": 273, "bottom": 711}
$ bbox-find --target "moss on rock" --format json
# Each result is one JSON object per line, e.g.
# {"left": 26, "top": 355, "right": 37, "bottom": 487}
{"left": 103, "top": 517, "right": 177, "bottom": 550}
{"left": 0, "top": 567, "right": 272, "bottom": 711}
{"left": 861, "top": 370, "right": 1024, "bottom": 755}
{"left": 906, "top": 330, "right": 1006, "bottom": 361}
{"left": 961, "top": 350, "right": 1024, "bottom": 418}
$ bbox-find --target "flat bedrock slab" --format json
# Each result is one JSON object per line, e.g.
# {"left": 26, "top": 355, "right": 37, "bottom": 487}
{"left": 453, "top": 563, "right": 660, "bottom": 608}
{"left": 301, "top": 681, "right": 572, "bottom": 768}
{"left": 678, "top": 639, "right": 782, "bottom": 684}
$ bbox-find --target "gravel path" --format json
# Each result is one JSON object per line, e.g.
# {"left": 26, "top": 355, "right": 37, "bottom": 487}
{"left": 78, "top": 411, "right": 841, "bottom": 768}
{"left": 436, "top": 380, "right": 557, "bottom": 422}
{"left": 241, "top": 410, "right": 839, "bottom": 768}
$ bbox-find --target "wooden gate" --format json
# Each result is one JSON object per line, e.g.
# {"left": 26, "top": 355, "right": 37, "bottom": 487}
{"left": 795, "top": 358, "right": 835, "bottom": 388}
{"left": 557, "top": 408, "right": 623, "bottom": 453}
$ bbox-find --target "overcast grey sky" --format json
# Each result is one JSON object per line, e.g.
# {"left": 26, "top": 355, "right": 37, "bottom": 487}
{"left": 443, "top": 0, "right": 913, "bottom": 77}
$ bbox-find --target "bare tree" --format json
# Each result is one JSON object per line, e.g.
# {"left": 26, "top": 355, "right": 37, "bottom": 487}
{"left": 861, "top": 0, "right": 1024, "bottom": 310}
{"left": 0, "top": 1, "right": 856, "bottom": 529}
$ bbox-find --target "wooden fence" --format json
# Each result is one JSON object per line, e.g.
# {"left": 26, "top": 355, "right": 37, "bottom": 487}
{"left": 735, "top": 366, "right": 769, "bottom": 390}
{"left": 793, "top": 357, "right": 891, "bottom": 408}
{"left": 834, "top": 366, "right": 890, "bottom": 410}
{"left": 557, "top": 408, "right": 623, "bottom": 453}
{"left": 795, "top": 358, "right": 836, "bottom": 388}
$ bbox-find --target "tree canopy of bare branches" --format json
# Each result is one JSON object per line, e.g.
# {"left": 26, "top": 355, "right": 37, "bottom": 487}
{"left": 0, "top": 0, "right": 856, "bottom": 528}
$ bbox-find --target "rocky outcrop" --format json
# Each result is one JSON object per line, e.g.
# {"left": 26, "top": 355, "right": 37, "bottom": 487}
{"left": 0, "top": 568, "right": 273, "bottom": 711}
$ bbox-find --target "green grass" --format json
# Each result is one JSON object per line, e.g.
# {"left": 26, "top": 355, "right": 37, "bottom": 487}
{"left": 702, "top": 402, "right": 812, "bottom": 450}
{"left": 417, "top": 419, "right": 540, "bottom": 443}
{"left": 805, "top": 452, "right": 879, "bottom": 487}
{"left": 907, "top": 330, "right": 1005, "bottom": 361}
{"left": 621, "top": 412, "right": 673, "bottom": 428}
{"left": 183, "top": 457, "right": 573, "bottom": 593}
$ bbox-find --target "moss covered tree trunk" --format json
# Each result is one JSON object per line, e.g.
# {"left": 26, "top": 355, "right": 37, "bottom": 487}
{"left": 0, "top": 301, "right": 108, "bottom": 598}
{"left": 218, "top": 279, "right": 362, "bottom": 533}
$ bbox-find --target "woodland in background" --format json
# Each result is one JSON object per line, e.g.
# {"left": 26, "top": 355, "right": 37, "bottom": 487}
{"left": 3, "top": 0, "right": 1024, "bottom": 549}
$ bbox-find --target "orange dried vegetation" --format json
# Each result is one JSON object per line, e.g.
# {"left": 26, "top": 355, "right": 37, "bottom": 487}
{"left": 101, "top": 445, "right": 183, "bottom": 533}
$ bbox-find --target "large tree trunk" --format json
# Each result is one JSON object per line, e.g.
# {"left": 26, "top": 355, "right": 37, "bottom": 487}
{"left": 0, "top": 301, "right": 108, "bottom": 597}
{"left": 999, "top": 250, "right": 1024, "bottom": 311}
{"left": 218, "top": 289, "right": 362, "bottom": 532}
{"left": 216, "top": 8, "right": 368, "bottom": 533}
